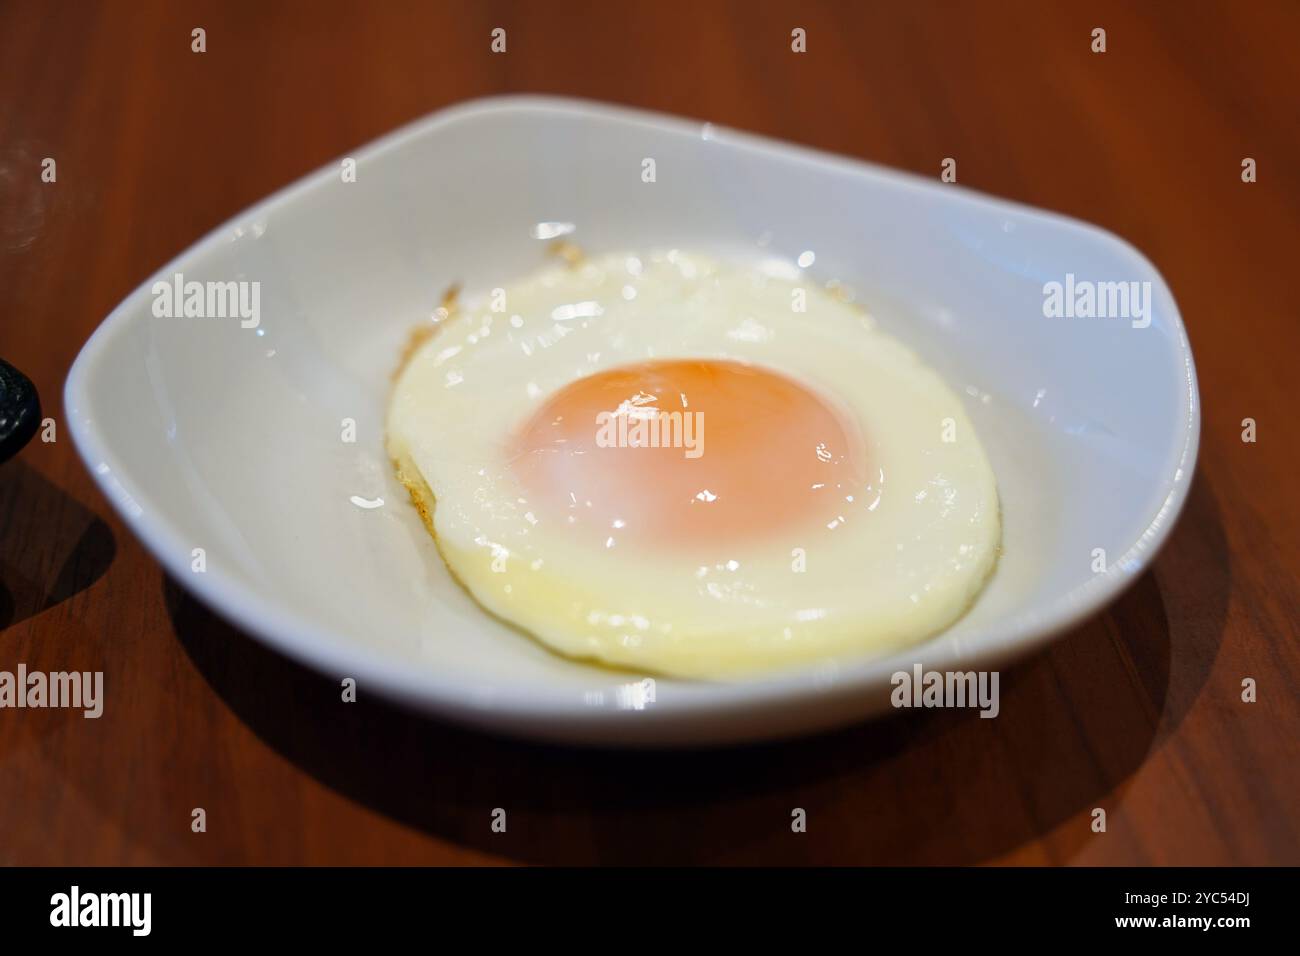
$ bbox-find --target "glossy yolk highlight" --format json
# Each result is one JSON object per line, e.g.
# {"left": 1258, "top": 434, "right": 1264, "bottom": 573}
{"left": 508, "top": 359, "right": 869, "bottom": 550}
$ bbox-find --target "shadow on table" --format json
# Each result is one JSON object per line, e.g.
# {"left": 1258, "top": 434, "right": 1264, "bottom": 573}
{"left": 0, "top": 460, "right": 116, "bottom": 631}
{"left": 164, "top": 470, "right": 1229, "bottom": 864}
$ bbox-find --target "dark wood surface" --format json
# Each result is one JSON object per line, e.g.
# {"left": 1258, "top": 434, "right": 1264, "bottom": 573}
{"left": 1, "top": 0, "right": 1296, "bottom": 865}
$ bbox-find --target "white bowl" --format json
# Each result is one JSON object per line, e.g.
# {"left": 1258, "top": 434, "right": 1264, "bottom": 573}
{"left": 65, "top": 96, "right": 1199, "bottom": 746}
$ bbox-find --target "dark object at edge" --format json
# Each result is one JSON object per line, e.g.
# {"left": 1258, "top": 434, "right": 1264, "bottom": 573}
{"left": 0, "top": 358, "right": 41, "bottom": 464}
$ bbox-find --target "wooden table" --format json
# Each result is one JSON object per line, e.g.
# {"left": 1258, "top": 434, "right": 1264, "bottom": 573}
{"left": 1, "top": 0, "right": 1296, "bottom": 865}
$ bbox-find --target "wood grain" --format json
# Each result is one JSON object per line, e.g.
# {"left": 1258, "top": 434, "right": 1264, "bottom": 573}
{"left": 0, "top": 0, "right": 1296, "bottom": 865}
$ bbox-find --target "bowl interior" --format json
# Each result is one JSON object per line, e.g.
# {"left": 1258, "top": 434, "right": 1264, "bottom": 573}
{"left": 67, "top": 97, "right": 1196, "bottom": 740}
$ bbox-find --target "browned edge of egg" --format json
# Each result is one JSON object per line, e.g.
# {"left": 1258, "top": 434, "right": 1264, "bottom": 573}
{"left": 387, "top": 242, "right": 589, "bottom": 538}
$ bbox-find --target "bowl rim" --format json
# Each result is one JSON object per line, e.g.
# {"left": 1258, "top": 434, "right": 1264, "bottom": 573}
{"left": 63, "top": 94, "right": 1201, "bottom": 738}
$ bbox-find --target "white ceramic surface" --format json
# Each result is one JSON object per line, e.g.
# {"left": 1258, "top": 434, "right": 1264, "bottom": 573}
{"left": 64, "top": 96, "right": 1199, "bottom": 746}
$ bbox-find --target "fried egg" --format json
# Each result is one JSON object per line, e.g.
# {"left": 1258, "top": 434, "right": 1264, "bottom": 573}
{"left": 387, "top": 251, "right": 1000, "bottom": 679}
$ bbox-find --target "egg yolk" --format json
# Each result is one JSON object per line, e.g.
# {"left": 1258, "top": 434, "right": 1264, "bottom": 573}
{"left": 508, "top": 359, "right": 869, "bottom": 550}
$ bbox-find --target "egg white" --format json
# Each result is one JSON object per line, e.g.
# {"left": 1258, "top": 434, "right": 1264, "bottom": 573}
{"left": 387, "top": 251, "right": 1000, "bottom": 679}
